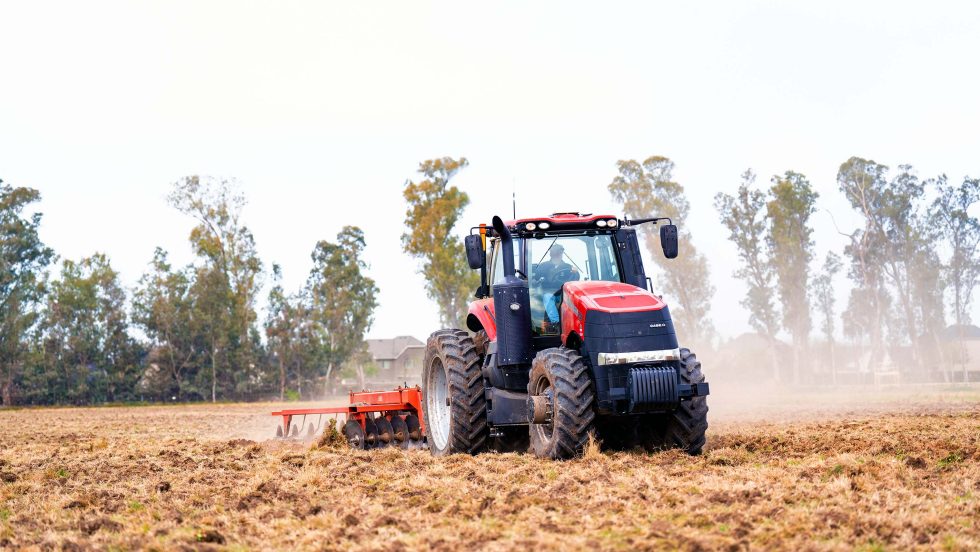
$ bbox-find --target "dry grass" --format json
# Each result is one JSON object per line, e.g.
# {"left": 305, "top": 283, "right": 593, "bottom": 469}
{"left": 0, "top": 387, "right": 977, "bottom": 551}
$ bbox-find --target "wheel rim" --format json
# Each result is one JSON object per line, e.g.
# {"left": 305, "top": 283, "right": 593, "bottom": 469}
{"left": 426, "top": 357, "right": 451, "bottom": 450}
{"left": 531, "top": 374, "right": 555, "bottom": 441}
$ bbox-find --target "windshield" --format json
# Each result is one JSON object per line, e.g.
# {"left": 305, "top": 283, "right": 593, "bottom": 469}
{"left": 527, "top": 234, "right": 621, "bottom": 334}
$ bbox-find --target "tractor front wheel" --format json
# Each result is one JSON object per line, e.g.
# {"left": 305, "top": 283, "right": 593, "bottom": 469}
{"left": 422, "top": 329, "right": 488, "bottom": 456}
{"left": 527, "top": 347, "right": 596, "bottom": 459}
{"left": 637, "top": 347, "right": 708, "bottom": 454}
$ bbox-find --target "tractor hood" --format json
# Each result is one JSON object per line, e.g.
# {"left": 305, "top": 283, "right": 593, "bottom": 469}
{"left": 562, "top": 281, "right": 666, "bottom": 314}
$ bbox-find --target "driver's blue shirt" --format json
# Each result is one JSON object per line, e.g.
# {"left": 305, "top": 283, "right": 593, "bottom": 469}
{"left": 535, "top": 260, "right": 575, "bottom": 323}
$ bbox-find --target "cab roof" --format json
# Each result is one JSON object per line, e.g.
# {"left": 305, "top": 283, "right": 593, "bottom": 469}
{"left": 505, "top": 212, "right": 617, "bottom": 227}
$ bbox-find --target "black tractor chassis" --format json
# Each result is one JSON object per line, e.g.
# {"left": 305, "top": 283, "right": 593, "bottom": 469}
{"left": 481, "top": 341, "right": 710, "bottom": 427}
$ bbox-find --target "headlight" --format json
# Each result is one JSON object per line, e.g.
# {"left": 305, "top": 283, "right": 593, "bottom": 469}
{"left": 525, "top": 222, "right": 537, "bottom": 231}
{"left": 538, "top": 222, "right": 550, "bottom": 229}
{"left": 596, "top": 220, "right": 608, "bottom": 227}
{"left": 607, "top": 219, "right": 618, "bottom": 228}
{"left": 597, "top": 348, "right": 681, "bottom": 365}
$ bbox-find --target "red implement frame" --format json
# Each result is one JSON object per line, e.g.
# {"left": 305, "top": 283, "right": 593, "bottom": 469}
{"left": 271, "top": 386, "right": 425, "bottom": 438}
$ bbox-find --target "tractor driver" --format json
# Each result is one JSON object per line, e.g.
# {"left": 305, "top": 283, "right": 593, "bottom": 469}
{"left": 534, "top": 244, "right": 578, "bottom": 327}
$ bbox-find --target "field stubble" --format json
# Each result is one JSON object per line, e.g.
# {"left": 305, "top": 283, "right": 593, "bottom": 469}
{"left": 0, "top": 385, "right": 977, "bottom": 551}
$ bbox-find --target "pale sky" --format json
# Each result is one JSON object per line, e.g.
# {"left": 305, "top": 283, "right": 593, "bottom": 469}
{"left": 2, "top": 1, "right": 979, "bottom": 342}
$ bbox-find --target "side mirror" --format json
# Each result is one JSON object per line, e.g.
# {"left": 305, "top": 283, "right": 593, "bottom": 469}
{"left": 660, "top": 224, "right": 678, "bottom": 259}
{"left": 464, "top": 234, "right": 485, "bottom": 269}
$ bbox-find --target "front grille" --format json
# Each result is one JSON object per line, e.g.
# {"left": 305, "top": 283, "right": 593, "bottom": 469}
{"left": 627, "top": 365, "right": 679, "bottom": 412}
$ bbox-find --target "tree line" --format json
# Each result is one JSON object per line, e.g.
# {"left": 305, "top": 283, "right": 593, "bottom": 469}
{"left": 2, "top": 154, "right": 978, "bottom": 405}
{"left": 0, "top": 177, "right": 381, "bottom": 406}
{"left": 401, "top": 155, "right": 980, "bottom": 385}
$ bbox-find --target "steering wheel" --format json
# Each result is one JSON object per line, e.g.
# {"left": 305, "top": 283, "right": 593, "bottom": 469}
{"left": 552, "top": 265, "right": 575, "bottom": 284}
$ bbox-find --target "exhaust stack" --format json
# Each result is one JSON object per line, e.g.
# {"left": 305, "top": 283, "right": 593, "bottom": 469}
{"left": 491, "top": 216, "right": 532, "bottom": 366}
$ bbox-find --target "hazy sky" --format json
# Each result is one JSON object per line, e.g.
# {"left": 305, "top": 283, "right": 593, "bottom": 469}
{"left": 3, "top": 1, "right": 979, "bottom": 341}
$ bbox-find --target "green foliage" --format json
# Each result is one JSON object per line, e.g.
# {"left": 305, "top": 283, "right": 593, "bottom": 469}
{"left": 0, "top": 179, "right": 55, "bottom": 406}
{"left": 132, "top": 248, "right": 197, "bottom": 400}
{"left": 32, "top": 254, "right": 142, "bottom": 404}
{"left": 714, "top": 170, "right": 781, "bottom": 379}
{"left": 838, "top": 158, "right": 948, "bottom": 376}
{"left": 937, "top": 452, "right": 964, "bottom": 469}
{"left": 767, "top": 171, "right": 818, "bottom": 383}
{"left": 813, "top": 252, "right": 843, "bottom": 380}
{"left": 714, "top": 170, "right": 779, "bottom": 339}
{"left": 609, "top": 156, "right": 715, "bottom": 347}
{"left": 168, "top": 176, "right": 265, "bottom": 402}
{"left": 307, "top": 226, "right": 379, "bottom": 387}
{"left": 401, "top": 157, "right": 480, "bottom": 328}
{"left": 930, "top": 176, "right": 980, "bottom": 379}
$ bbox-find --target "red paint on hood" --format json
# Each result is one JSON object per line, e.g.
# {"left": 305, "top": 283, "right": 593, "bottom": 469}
{"left": 563, "top": 281, "right": 665, "bottom": 314}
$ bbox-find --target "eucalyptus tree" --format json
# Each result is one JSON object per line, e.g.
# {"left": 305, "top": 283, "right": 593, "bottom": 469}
{"left": 401, "top": 157, "right": 480, "bottom": 328}
{"left": 714, "top": 169, "right": 780, "bottom": 379}
{"left": 930, "top": 175, "right": 980, "bottom": 381}
{"left": 767, "top": 171, "right": 818, "bottom": 383}
{"left": 307, "top": 226, "right": 379, "bottom": 390}
{"left": 168, "top": 176, "right": 264, "bottom": 401}
{"left": 0, "top": 180, "right": 54, "bottom": 406}
{"left": 609, "top": 156, "right": 715, "bottom": 348}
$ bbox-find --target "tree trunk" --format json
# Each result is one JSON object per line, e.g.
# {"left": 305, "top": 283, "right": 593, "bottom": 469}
{"left": 279, "top": 354, "right": 285, "bottom": 401}
{"left": 766, "top": 334, "right": 780, "bottom": 383}
{"left": 1, "top": 367, "right": 12, "bottom": 407}
{"left": 356, "top": 362, "right": 366, "bottom": 391}
{"left": 962, "top": 325, "right": 970, "bottom": 383}
{"left": 829, "top": 338, "right": 837, "bottom": 386}
{"left": 211, "top": 339, "right": 217, "bottom": 403}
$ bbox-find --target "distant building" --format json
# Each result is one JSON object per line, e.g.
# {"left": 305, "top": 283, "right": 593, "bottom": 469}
{"left": 364, "top": 336, "right": 425, "bottom": 386}
{"left": 940, "top": 324, "right": 980, "bottom": 382}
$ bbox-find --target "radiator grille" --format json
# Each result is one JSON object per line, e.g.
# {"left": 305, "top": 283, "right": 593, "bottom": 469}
{"left": 627, "top": 365, "right": 679, "bottom": 412}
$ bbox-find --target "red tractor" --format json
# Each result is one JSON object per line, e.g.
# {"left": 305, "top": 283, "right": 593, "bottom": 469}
{"left": 422, "top": 212, "right": 709, "bottom": 459}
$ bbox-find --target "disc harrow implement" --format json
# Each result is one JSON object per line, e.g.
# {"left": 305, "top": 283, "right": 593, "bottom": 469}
{"left": 271, "top": 386, "right": 427, "bottom": 450}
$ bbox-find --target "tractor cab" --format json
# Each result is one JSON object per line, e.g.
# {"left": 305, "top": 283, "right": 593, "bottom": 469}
{"left": 466, "top": 213, "right": 674, "bottom": 344}
{"left": 488, "top": 222, "right": 624, "bottom": 336}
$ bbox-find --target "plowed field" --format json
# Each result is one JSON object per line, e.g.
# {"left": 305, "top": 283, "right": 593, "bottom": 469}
{"left": 0, "top": 386, "right": 977, "bottom": 551}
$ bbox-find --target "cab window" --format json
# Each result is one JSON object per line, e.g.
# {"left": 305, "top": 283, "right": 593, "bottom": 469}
{"left": 489, "top": 239, "right": 523, "bottom": 289}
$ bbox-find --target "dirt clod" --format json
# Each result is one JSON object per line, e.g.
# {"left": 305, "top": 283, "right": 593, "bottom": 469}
{"left": 79, "top": 516, "right": 122, "bottom": 535}
{"left": 196, "top": 530, "right": 225, "bottom": 544}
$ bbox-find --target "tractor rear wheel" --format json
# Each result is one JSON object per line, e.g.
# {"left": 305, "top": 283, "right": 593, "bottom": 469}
{"left": 638, "top": 348, "right": 708, "bottom": 454}
{"left": 422, "top": 329, "right": 488, "bottom": 456}
{"left": 527, "top": 348, "right": 596, "bottom": 459}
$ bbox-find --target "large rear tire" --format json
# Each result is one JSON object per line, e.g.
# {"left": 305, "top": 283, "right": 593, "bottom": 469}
{"left": 422, "top": 329, "right": 488, "bottom": 456}
{"left": 637, "top": 348, "right": 708, "bottom": 454}
{"left": 527, "top": 348, "right": 596, "bottom": 459}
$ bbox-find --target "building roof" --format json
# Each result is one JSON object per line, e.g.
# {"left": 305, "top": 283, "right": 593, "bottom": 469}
{"left": 941, "top": 324, "right": 980, "bottom": 340}
{"left": 366, "top": 336, "right": 424, "bottom": 361}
